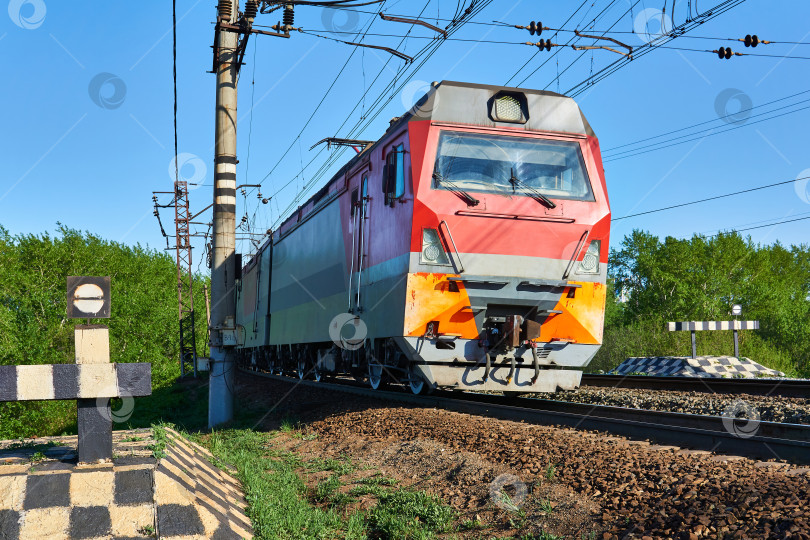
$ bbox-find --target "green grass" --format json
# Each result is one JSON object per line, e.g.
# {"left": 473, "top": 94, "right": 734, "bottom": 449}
{"left": 200, "top": 428, "right": 459, "bottom": 539}
{"left": 147, "top": 423, "right": 170, "bottom": 459}
{"left": 366, "top": 489, "right": 456, "bottom": 539}
{"left": 359, "top": 474, "right": 398, "bottom": 487}
{"left": 313, "top": 474, "right": 342, "bottom": 503}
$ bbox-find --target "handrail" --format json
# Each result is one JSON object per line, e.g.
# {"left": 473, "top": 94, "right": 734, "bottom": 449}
{"left": 347, "top": 210, "right": 357, "bottom": 312}
{"left": 439, "top": 220, "right": 464, "bottom": 273}
{"left": 562, "top": 229, "right": 589, "bottom": 280}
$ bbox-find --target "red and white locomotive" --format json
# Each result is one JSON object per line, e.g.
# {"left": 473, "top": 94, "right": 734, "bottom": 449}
{"left": 235, "top": 81, "right": 610, "bottom": 394}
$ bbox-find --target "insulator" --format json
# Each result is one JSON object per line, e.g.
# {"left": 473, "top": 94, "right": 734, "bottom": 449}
{"left": 527, "top": 21, "right": 541, "bottom": 36}
{"left": 751, "top": 34, "right": 759, "bottom": 47}
{"left": 717, "top": 47, "right": 733, "bottom": 59}
{"left": 262, "top": 198, "right": 269, "bottom": 204}
{"left": 244, "top": 0, "right": 258, "bottom": 21}
{"left": 283, "top": 4, "right": 294, "bottom": 26}
{"left": 218, "top": 0, "right": 233, "bottom": 20}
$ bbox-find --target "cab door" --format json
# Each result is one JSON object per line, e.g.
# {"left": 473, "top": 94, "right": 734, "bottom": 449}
{"left": 351, "top": 172, "right": 369, "bottom": 313}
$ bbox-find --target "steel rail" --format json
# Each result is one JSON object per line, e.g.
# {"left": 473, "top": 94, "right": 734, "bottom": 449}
{"left": 240, "top": 368, "right": 810, "bottom": 465}
{"left": 580, "top": 374, "right": 810, "bottom": 398}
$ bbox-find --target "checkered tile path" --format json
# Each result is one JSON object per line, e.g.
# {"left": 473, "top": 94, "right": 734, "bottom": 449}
{"left": 614, "top": 356, "right": 785, "bottom": 378}
{"left": 0, "top": 428, "right": 252, "bottom": 539}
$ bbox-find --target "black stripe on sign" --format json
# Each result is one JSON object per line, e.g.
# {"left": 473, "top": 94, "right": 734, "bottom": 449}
{"left": 53, "top": 364, "right": 79, "bottom": 400}
{"left": 116, "top": 363, "right": 152, "bottom": 397}
{"left": 0, "top": 366, "right": 17, "bottom": 401}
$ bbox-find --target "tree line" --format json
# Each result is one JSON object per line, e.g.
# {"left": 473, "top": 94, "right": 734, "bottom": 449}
{"left": 0, "top": 225, "right": 208, "bottom": 438}
{"left": 592, "top": 230, "right": 810, "bottom": 376}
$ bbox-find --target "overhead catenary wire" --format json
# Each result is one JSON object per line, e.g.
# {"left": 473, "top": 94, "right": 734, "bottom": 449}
{"left": 172, "top": 0, "right": 179, "bottom": 185}
{"left": 603, "top": 101, "right": 810, "bottom": 161}
{"left": 700, "top": 211, "right": 810, "bottom": 236}
{"left": 535, "top": 0, "right": 642, "bottom": 90}
{"left": 565, "top": 0, "right": 749, "bottom": 97}
{"left": 256, "top": 4, "right": 384, "bottom": 191}
{"left": 613, "top": 175, "right": 810, "bottom": 221}
{"left": 269, "top": 0, "right": 493, "bottom": 225}
{"left": 264, "top": 1, "right": 489, "bottom": 228}
{"left": 706, "top": 215, "right": 810, "bottom": 236}
{"left": 604, "top": 88, "right": 810, "bottom": 153}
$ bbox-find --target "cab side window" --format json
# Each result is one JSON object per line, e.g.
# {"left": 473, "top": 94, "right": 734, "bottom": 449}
{"left": 382, "top": 144, "right": 406, "bottom": 206}
{"left": 393, "top": 144, "right": 405, "bottom": 198}
{"left": 361, "top": 173, "right": 369, "bottom": 217}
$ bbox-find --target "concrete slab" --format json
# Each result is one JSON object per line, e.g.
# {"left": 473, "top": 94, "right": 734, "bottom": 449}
{"left": 613, "top": 355, "right": 784, "bottom": 378}
{"left": 0, "top": 428, "right": 253, "bottom": 539}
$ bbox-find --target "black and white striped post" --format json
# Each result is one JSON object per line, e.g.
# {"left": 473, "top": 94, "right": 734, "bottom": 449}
{"left": 667, "top": 320, "right": 760, "bottom": 359}
{"left": 0, "top": 277, "right": 151, "bottom": 463}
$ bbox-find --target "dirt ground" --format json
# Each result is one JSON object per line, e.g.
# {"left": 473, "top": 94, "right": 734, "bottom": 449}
{"left": 236, "top": 372, "right": 810, "bottom": 539}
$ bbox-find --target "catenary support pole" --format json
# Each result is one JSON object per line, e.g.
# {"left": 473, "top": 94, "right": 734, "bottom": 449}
{"left": 209, "top": 0, "right": 239, "bottom": 428}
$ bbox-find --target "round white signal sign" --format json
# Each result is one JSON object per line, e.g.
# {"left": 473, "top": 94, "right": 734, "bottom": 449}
{"left": 74, "top": 283, "right": 105, "bottom": 315}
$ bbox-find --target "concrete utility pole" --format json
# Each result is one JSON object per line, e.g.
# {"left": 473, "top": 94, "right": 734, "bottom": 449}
{"left": 209, "top": 0, "right": 240, "bottom": 428}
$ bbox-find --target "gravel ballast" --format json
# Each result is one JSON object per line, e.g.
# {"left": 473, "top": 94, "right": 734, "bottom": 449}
{"left": 543, "top": 386, "right": 810, "bottom": 424}
{"left": 237, "top": 372, "right": 810, "bottom": 539}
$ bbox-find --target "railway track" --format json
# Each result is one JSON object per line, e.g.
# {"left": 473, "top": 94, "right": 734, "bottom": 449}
{"left": 580, "top": 374, "right": 810, "bottom": 398}
{"left": 241, "top": 368, "right": 810, "bottom": 465}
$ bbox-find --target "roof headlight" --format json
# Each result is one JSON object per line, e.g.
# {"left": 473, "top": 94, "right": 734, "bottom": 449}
{"left": 489, "top": 91, "right": 528, "bottom": 124}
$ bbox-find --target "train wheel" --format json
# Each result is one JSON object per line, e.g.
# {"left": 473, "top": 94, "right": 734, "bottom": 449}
{"left": 407, "top": 363, "right": 427, "bottom": 395}
{"left": 368, "top": 359, "right": 386, "bottom": 390}
{"left": 297, "top": 356, "right": 308, "bottom": 380}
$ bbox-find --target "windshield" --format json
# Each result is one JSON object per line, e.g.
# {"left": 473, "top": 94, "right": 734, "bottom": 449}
{"left": 432, "top": 131, "right": 594, "bottom": 201}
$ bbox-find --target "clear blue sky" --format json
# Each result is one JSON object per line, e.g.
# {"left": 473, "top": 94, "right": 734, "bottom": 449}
{"left": 3, "top": 0, "right": 809, "bottom": 268}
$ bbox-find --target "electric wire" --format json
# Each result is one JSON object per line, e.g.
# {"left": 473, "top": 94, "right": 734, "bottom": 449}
{"left": 604, "top": 88, "right": 810, "bottom": 153}
{"left": 268, "top": 0, "right": 491, "bottom": 228}
{"left": 565, "top": 0, "right": 748, "bottom": 97}
{"left": 502, "top": 0, "right": 590, "bottom": 86}
{"left": 172, "top": 0, "right": 179, "bottom": 185}
{"left": 275, "top": 1, "right": 490, "bottom": 208}
{"left": 263, "top": 0, "right": 446, "bottom": 217}
{"left": 256, "top": 4, "right": 383, "bottom": 188}
{"left": 604, "top": 101, "right": 810, "bottom": 161}
{"left": 613, "top": 175, "right": 810, "bottom": 221}
{"left": 706, "top": 215, "right": 810, "bottom": 236}
{"left": 538, "top": 0, "right": 642, "bottom": 91}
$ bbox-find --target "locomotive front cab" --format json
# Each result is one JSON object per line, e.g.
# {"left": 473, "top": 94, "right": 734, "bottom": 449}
{"left": 400, "top": 82, "right": 610, "bottom": 393}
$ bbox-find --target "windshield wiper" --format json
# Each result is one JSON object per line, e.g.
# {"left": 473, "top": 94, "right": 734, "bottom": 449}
{"left": 433, "top": 172, "right": 479, "bottom": 206}
{"left": 509, "top": 168, "right": 556, "bottom": 209}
